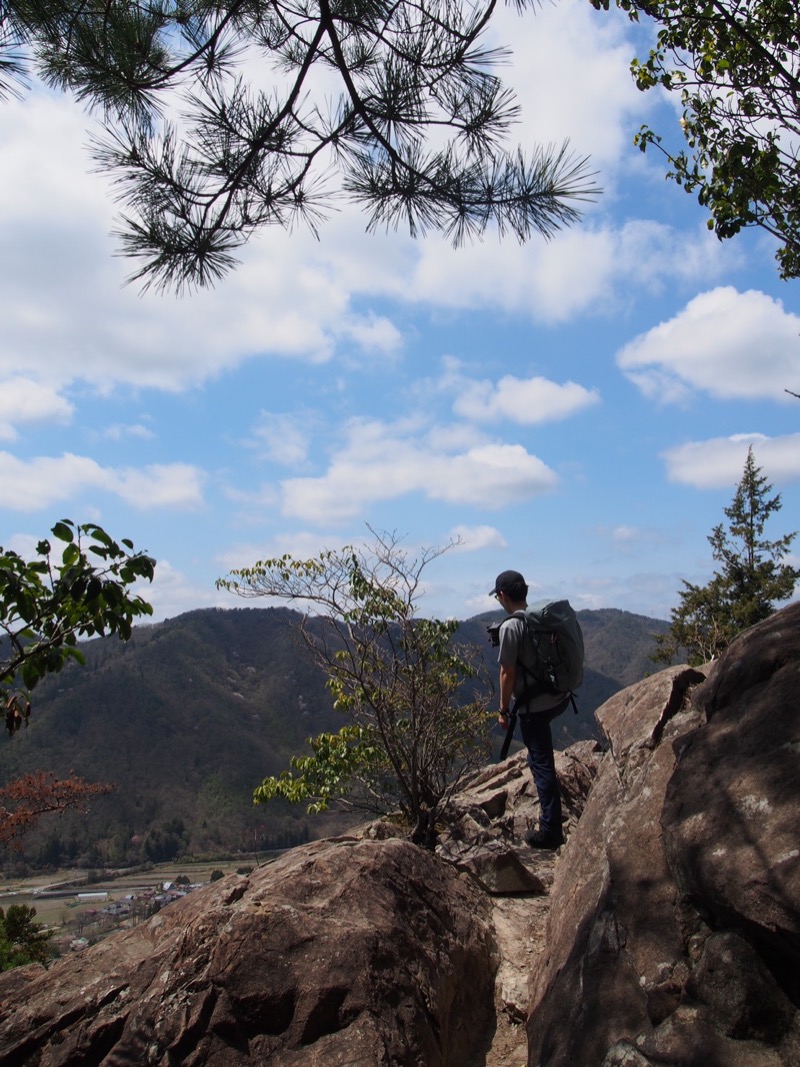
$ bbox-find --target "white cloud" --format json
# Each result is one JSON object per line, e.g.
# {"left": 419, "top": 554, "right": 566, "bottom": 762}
{"left": 0, "top": 453, "right": 107, "bottom": 510}
{"left": 349, "top": 218, "right": 731, "bottom": 326}
{"left": 279, "top": 419, "right": 558, "bottom": 523}
{"left": 486, "top": 0, "right": 649, "bottom": 177}
{"left": 3, "top": 531, "right": 43, "bottom": 557}
{"left": 0, "top": 452, "right": 206, "bottom": 511}
{"left": 617, "top": 287, "right": 800, "bottom": 403}
{"left": 464, "top": 592, "right": 499, "bottom": 613}
{"left": 113, "top": 464, "right": 206, "bottom": 509}
{"left": 425, "top": 420, "right": 488, "bottom": 451}
{"left": 222, "top": 483, "right": 281, "bottom": 514}
{"left": 452, "top": 373, "right": 600, "bottom": 424}
{"left": 251, "top": 413, "right": 311, "bottom": 467}
{"left": 339, "top": 312, "right": 403, "bottom": 356}
{"left": 0, "top": 378, "right": 73, "bottom": 440}
{"left": 138, "top": 559, "right": 231, "bottom": 623}
{"left": 0, "top": 96, "right": 405, "bottom": 395}
{"left": 102, "top": 423, "right": 156, "bottom": 441}
{"left": 0, "top": 8, "right": 732, "bottom": 405}
{"left": 662, "top": 433, "right": 800, "bottom": 488}
{"left": 448, "top": 525, "right": 508, "bottom": 552}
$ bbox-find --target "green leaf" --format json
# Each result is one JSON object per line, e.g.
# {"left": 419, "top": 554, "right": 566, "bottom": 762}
{"left": 61, "top": 543, "right": 80, "bottom": 567}
{"left": 51, "top": 521, "right": 74, "bottom": 543}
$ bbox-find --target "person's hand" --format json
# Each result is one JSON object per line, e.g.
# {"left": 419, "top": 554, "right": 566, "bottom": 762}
{"left": 498, "top": 711, "right": 510, "bottom": 729}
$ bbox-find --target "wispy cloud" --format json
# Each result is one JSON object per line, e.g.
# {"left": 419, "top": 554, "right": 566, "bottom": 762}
{"left": 0, "top": 452, "right": 206, "bottom": 511}
{"left": 250, "top": 412, "right": 312, "bottom": 467}
{"left": 102, "top": 423, "right": 157, "bottom": 442}
{"left": 662, "top": 433, "right": 800, "bottom": 488}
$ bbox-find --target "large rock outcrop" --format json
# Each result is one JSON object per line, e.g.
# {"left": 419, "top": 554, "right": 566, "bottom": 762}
{"left": 527, "top": 602, "right": 800, "bottom": 1066}
{"left": 3, "top": 603, "right": 799, "bottom": 1067}
{"left": 0, "top": 837, "right": 498, "bottom": 1066}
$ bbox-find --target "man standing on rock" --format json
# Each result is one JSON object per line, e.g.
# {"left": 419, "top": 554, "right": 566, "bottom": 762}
{"left": 491, "top": 570, "right": 568, "bottom": 850}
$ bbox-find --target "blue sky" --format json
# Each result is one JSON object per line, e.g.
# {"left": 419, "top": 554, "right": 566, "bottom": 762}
{"left": 2, "top": 0, "right": 799, "bottom": 624}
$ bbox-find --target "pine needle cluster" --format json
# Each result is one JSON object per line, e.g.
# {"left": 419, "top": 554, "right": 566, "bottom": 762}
{"left": 3, "top": 0, "right": 600, "bottom": 290}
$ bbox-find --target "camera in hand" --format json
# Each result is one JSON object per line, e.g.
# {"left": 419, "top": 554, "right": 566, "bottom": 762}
{"left": 486, "top": 621, "right": 502, "bottom": 647}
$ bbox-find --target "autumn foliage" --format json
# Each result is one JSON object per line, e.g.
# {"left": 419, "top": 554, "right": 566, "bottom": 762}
{"left": 0, "top": 772, "right": 114, "bottom": 848}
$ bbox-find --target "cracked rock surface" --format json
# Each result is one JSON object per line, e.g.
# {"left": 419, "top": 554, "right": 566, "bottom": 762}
{"left": 0, "top": 837, "right": 498, "bottom": 1066}
{"left": 527, "top": 604, "right": 800, "bottom": 1067}
{"left": 3, "top": 603, "right": 799, "bottom": 1066}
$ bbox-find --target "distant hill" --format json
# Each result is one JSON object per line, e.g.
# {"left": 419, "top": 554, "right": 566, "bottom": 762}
{"left": 578, "top": 608, "right": 673, "bottom": 688}
{"left": 1, "top": 606, "right": 669, "bottom": 870}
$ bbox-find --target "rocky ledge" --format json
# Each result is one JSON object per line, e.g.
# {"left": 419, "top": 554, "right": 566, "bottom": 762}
{"left": 1, "top": 603, "right": 798, "bottom": 1066}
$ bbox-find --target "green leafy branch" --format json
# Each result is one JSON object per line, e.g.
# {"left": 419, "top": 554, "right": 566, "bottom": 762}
{"left": 596, "top": 0, "right": 800, "bottom": 277}
{"left": 1, "top": 519, "right": 155, "bottom": 733}
{"left": 254, "top": 724, "right": 393, "bottom": 815}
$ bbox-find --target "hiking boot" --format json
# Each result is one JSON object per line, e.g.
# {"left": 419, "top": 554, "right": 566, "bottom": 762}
{"left": 524, "top": 829, "right": 564, "bottom": 850}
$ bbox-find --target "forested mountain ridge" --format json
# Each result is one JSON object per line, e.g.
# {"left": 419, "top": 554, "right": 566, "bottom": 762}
{"left": 1, "top": 606, "right": 669, "bottom": 869}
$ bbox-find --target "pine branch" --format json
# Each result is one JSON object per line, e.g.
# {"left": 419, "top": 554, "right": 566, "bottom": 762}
{"left": 3, "top": 0, "right": 601, "bottom": 289}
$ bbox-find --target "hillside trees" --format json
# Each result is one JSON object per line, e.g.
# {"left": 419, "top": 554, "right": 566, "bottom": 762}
{"left": 0, "top": 0, "right": 599, "bottom": 291}
{"left": 597, "top": 0, "right": 800, "bottom": 277}
{"left": 1, "top": 519, "right": 154, "bottom": 848}
{"left": 654, "top": 447, "right": 798, "bottom": 665}
{"left": 218, "top": 532, "right": 491, "bottom": 848}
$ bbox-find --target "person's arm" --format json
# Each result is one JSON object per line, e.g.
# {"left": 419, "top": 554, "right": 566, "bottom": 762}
{"left": 497, "top": 616, "right": 522, "bottom": 726}
{"left": 499, "top": 663, "right": 516, "bottom": 727}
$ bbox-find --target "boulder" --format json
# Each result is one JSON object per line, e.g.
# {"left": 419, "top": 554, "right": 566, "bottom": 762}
{"left": 526, "top": 604, "right": 800, "bottom": 1066}
{"left": 456, "top": 849, "right": 548, "bottom": 896}
{"left": 0, "top": 837, "right": 497, "bottom": 1067}
{"left": 438, "top": 739, "right": 603, "bottom": 859}
{"left": 9, "top": 601, "right": 799, "bottom": 1067}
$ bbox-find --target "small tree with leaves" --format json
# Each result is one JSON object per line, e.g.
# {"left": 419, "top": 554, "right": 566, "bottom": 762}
{"left": 0, "top": 904, "right": 52, "bottom": 970}
{"left": 654, "top": 447, "right": 798, "bottom": 665}
{"left": 1, "top": 518, "right": 155, "bottom": 735}
{"left": 1, "top": 520, "right": 154, "bottom": 858}
{"left": 218, "top": 531, "right": 491, "bottom": 848}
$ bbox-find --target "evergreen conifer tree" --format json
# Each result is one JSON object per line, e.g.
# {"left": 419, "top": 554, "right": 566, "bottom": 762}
{"left": 654, "top": 447, "right": 798, "bottom": 666}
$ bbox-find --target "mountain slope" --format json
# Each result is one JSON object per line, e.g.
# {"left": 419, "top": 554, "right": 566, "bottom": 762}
{"left": 1, "top": 605, "right": 668, "bottom": 868}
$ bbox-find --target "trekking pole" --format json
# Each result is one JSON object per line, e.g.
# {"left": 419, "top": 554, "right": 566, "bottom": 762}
{"left": 499, "top": 702, "right": 518, "bottom": 761}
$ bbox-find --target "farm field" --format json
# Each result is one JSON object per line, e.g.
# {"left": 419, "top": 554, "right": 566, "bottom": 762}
{"left": 0, "top": 860, "right": 249, "bottom": 931}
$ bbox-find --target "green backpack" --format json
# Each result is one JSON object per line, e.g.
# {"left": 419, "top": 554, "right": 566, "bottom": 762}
{"left": 513, "top": 599, "right": 584, "bottom": 702}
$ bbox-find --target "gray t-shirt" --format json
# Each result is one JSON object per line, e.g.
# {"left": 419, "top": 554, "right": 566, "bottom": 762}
{"left": 497, "top": 612, "right": 564, "bottom": 713}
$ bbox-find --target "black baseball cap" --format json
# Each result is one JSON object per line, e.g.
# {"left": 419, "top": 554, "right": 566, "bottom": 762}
{"left": 490, "top": 570, "right": 527, "bottom": 596}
